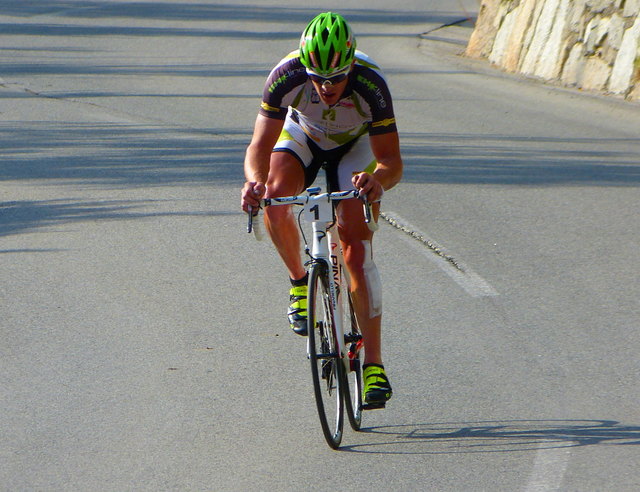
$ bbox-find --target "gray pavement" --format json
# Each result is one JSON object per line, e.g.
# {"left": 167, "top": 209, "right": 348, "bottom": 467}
{"left": 2, "top": 1, "right": 640, "bottom": 491}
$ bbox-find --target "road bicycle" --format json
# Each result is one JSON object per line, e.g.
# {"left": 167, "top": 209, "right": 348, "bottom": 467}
{"left": 247, "top": 187, "right": 378, "bottom": 449}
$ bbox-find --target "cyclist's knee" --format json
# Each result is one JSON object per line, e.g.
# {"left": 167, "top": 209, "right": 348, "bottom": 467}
{"left": 266, "top": 152, "right": 304, "bottom": 198}
{"left": 263, "top": 153, "right": 305, "bottom": 225}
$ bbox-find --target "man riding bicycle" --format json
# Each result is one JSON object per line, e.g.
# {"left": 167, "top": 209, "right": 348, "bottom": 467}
{"left": 241, "top": 12, "right": 403, "bottom": 406}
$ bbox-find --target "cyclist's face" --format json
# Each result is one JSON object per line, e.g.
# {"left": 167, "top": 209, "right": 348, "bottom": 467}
{"left": 310, "top": 76, "right": 349, "bottom": 106}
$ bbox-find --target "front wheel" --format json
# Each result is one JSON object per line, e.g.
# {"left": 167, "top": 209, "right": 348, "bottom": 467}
{"left": 307, "top": 262, "right": 344, "bottom": 449}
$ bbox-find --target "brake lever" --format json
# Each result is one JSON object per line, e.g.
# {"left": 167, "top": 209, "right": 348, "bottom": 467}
{"left": 360, "top": 192, "right": 379, "bottom": 232}
{"left": 247, "top": 206, "right": 254, "bottom": 234}
{"left": 247, "top": 205, "right": 265, "bottom": 241}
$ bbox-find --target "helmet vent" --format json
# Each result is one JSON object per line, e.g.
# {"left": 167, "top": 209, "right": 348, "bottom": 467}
{"left": 321, "top": 28, "right": 330, "bottom": 44}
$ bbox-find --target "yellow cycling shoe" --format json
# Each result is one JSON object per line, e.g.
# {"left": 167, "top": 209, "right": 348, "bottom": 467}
{"left": 363, "top": 364, "right": 392, "bottom": 407}
{"left": 288, "top": 284, "right": 308, "bottom": 336}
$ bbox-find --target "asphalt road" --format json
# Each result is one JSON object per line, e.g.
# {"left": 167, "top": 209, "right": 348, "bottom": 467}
{"left": 2, "top": 1, "right": 639, "bottom": 491}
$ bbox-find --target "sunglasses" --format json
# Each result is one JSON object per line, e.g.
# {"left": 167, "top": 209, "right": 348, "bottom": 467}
{"left": 307, "top": 71, "right": 350, "bottom": 85}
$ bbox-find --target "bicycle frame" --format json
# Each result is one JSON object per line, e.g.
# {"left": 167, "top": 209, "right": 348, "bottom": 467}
{"left": 248, "top": 187, "right": 375, "bottom": 363}
{"left": 305, "top": 190, "right": 350, "bottom": 367}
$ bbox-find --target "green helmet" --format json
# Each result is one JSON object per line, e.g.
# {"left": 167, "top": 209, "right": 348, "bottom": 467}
{"left": 299, "top": 12, "right": 356, "bottom": 76}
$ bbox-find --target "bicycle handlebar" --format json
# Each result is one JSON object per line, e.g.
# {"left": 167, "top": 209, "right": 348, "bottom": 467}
{"left": 247, "top": 189, "right": 378, "bottom": 234}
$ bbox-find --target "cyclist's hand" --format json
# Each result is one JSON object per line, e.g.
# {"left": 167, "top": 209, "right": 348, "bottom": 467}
{"left": 352, "top": 172, "right": 384, "bottom": 203}
{"left": 241, "top": 181, "right": 266, "bottom": 214}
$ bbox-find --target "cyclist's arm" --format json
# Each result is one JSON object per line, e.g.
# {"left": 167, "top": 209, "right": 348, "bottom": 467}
{"left": 353, "top": 131, "right": 403, "bottom": 202}
{"left": 242, "top": 114, "right": 285, "bottom": 212}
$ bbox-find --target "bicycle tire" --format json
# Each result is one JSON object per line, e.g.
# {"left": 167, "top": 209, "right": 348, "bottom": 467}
{"left": 343, "top": 291, "right": 363, "bottom": 431}
{"left": 307, "top": 261, "right": 344, "bottom": 449}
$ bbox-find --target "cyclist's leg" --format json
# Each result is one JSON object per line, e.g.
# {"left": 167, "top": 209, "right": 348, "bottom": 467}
{"left": 330, "top": 137, "right": 392, "bottom": 404}
{"left": 337, "top": 203, "right": 393, "bottom": 404}
{"left": 264, "top": 119, "right": 318, "bottom": 282}
{"left": 330, "top": 136, "right": 384, "bottom": 366}
{"left": 266, "top": 121, "right": 325, "bottom": 333}
{"left": 264, "top": 151, "right": 306, "bottom": 281}
{"left": 336, "top": 200, "right": 382, "bottom": 365}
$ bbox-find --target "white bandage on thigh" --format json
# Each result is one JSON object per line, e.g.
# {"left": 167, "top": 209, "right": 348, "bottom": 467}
{"left": 362, "top": 240, "right": 382, "bottom": 318}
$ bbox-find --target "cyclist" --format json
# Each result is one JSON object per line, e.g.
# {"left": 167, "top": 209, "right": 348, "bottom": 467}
{"left": 241, "top": 12, "right": 403, "bottom": 407}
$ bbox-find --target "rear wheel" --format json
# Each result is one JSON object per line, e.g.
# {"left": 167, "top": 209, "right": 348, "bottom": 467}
{"left": 307, "top": 262, "right": 344, "bottom": 449}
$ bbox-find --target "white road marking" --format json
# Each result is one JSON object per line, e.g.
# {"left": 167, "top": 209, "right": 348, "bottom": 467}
{"left": 524, "top": 444, "right": 572, "bottom": 492}
{"left": 382, "top": 212, "right": 499, "bottom": 298}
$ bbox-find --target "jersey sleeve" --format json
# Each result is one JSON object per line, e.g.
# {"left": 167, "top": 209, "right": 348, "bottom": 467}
{"left": 259, "top": 55, "right": 307, "bottom": 120}
{"left": 353, "top": 67, "right": 398, "bottom": 136}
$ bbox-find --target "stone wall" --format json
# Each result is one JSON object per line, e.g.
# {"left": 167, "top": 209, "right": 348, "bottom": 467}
{"left": 466, "top": 0, "right": 640, "bottom": 101}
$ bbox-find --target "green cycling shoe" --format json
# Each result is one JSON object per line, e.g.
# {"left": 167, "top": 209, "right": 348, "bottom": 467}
{"left": 363, "top": 364, "right": 392, "bottom": 407}
{"left": 288, "top": 284, "right": 308, "bottom": 336}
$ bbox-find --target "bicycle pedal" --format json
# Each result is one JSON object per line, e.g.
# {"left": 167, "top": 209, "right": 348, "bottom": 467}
{"left": 344, "top": 333, "right": 362, "bottom": 344}
{"left": 362, "top": 402, "right": 386, "bottom": 410}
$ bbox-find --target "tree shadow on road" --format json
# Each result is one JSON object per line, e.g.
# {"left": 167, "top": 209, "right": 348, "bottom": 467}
{"left": 341, "top": 419, "right": 640, "bottom": 454}
{"left": 0, "top": 118, "right": 247, "bottom": 241}
{"left": 401, "top": 133, "right": 640, "bottom": 187}
{"left": 0, "top": 2, "right": 469, "bottom": 27}
{"left": 0, "top": 198, "right": 243, "bottom": 241}
{"left": 0, "top": 121, "right": 247, "bottom": 186}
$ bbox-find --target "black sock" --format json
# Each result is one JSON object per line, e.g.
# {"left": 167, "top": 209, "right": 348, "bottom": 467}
{"left": 290, "top": 272, "right": 308, "bottom": 287}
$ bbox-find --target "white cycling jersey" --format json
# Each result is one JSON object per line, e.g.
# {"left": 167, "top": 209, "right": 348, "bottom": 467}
{"left": 260, "top": 50, "right": 397, "bottom": 151}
